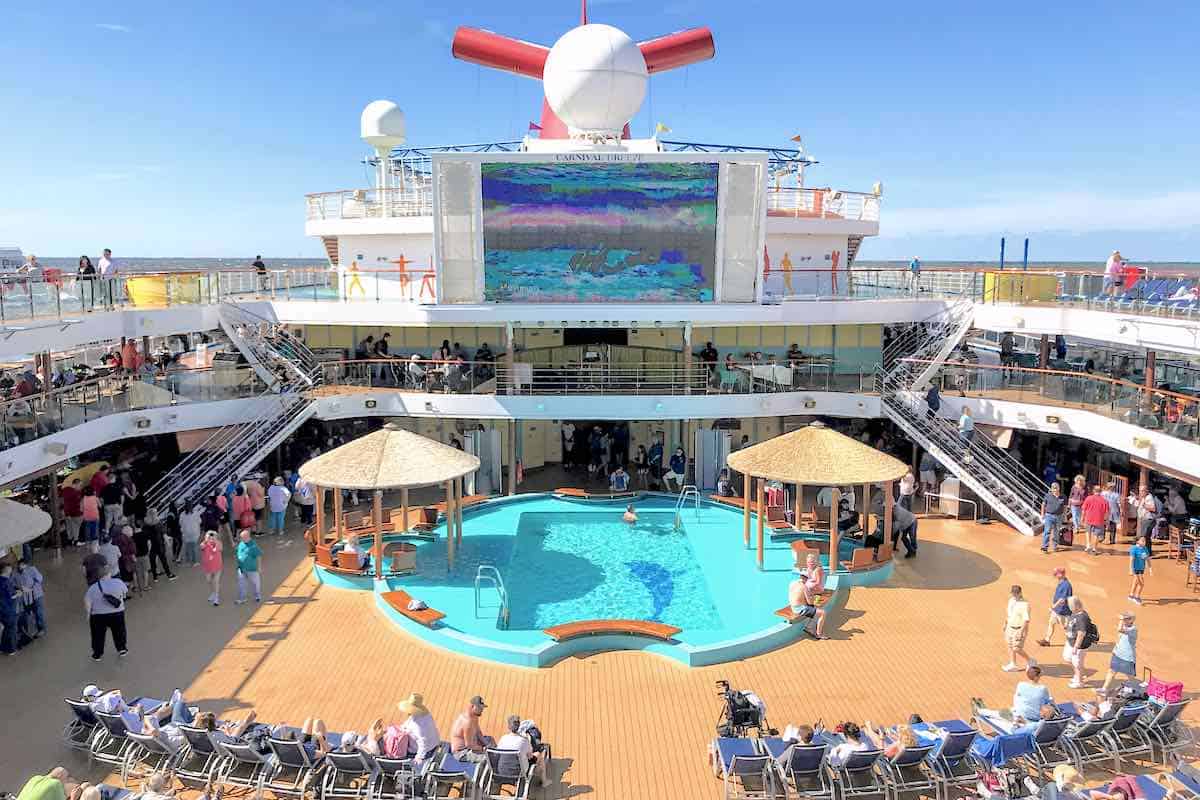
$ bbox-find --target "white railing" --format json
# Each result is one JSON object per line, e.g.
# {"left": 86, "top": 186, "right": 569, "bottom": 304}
{"left": 765, "top": 188, "right": 880, "bottom": 222}
{"left": 305, "top": 187, "right": 434, "bottom": 221}
{"left": 306, "top": 185, "right": 880, "bottom": 222}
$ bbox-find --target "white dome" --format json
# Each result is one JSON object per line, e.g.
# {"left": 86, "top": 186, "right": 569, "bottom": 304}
{"left": 542, "top": 24, "right": 647, "bottom": 134}
{"left": 360, "top": 100, "right": 406, "bottom": 149}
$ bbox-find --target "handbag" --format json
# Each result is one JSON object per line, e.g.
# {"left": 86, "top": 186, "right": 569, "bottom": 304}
{"left": 239, "top": 509, "right": 256, "bottom": 529}
{"left": 1144, "top": 668, "right": 1184, "bottom": 704}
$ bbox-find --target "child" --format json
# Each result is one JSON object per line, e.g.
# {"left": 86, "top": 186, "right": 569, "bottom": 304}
{"left": 1128, "top": 536, "right": 1151, "bottom": 605}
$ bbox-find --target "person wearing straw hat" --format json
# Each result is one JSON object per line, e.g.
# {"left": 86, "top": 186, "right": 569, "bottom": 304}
{"left": 395, "top": 693, "right": 441, "bottom": 765}
{"left": 1102, "top": 612, "right": 1138, "bottom": 693}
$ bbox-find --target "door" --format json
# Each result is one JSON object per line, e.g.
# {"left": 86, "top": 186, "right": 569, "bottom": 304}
{"left": 694, "top": 428, "right": 732, "bottom": 492}
{"left": 522, "top": 421, "right": 546, "bottom": 470}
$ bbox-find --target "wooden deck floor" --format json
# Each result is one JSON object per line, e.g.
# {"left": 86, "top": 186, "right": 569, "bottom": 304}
{"left": 4, "top": 513, "right": 1198, "bottom": 796}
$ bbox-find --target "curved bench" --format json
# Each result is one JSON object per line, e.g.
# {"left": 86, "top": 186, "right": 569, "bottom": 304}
{"left": 774, "top": 590, "right": 834, "bottom": 623}
{"left": 553, "top": 488, "right": 638, "bottom": 501}
{"left": 543, "top": 619, "right": 681, "bottom": 642}
{"left": 380, "top": 590, "right": 445, "bottom": 628}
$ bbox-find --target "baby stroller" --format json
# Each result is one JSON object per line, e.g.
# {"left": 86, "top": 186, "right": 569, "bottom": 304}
{"left": 715, "top": 680, "right": 776, "bottom": 738}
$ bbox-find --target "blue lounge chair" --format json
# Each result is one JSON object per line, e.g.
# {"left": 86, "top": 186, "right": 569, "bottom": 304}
{"left": 1059, "top": 715, "right": 1117, "bottom": 772}
{"left": 1026, "top": 717, "right": 1073, "bottom": 779}
{"left": 877, "top": 744, "right": 936, "bottom": 800}
{"left": 63, "top": 698, "right": 103, "bottom": 753}
{"left": 426, "top": 751, "right": 482, "bottom": 800}
{"left": 715, "top": 737, "right": 776, "bottom": 800}
{"left": 175, "top": 725, "right": 225, "bottom": 790}
{"left": 1102, "top": 703, "right": 1152, "bottom": 768}
{"left": 828, "top": 747, "right": 884, "bottom": 800}
{"left": 926, "top": 725, "right": 980, "bottom": 800}
{"left": 1136, "top": 699, "right": 1193, "bottom": 764}
{"left": 762, "top": 739, "right": 830, "bottom": 800}
{"left": 96, "top": 784, "right": 133, "bottom": 800}
{"left": 1170, "top": 767, "right": 1200, "bottom": 798}
{"left": 321, "top": 749, "right": 377, "bottom": 800}
{"left": 265, "top": 736, "right": 323, "bottom": 799}
{"left": 482, "top": 747, "right": 534, "bottom": 799}
{"left": 370, "top": 749, "right": 438, "bottom": 800}
{"left": 91, "top": 711, "right": 135, "bottom": 770}
{"left": 121, "top": 730, "right": 179, "bottom": 786}
{"left": 212, "top": 738, "right": 271, "bottom": 794}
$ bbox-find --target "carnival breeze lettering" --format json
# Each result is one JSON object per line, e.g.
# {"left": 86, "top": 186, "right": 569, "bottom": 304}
{"left": 553, "top": 153, "right": 644, "bottom": 162}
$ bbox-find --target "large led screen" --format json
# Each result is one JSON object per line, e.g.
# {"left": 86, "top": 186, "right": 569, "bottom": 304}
{"left": 481, "top": 161, "right": 718, "bottom": 302}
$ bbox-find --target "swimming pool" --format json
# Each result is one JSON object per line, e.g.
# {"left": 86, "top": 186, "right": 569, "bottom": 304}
{"left": 314, "top": 492, "right": 892, "bottom": 666}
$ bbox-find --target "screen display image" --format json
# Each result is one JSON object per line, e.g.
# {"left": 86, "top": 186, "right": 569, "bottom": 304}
{"left": 481, "top": 161, "right": 718, "bottom": 302}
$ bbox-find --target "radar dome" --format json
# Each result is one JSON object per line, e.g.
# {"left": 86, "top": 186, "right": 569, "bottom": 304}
{"left": 360, "top": 100, "right": 406, "bottom": 150}
{"left": 542, "top": 24, "right": 647, "bottom": 134}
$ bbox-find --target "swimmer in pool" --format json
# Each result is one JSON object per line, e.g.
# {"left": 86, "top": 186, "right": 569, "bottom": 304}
{"left": 623, "top": 504, "right": 638, "bottom": 524}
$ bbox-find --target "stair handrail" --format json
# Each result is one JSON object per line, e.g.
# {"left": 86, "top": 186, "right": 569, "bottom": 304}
{"left": 474, "top": 564, "right": 509, "bottom": 628}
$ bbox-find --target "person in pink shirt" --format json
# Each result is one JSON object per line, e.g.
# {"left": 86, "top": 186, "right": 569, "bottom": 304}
{"left": 80, "top": 487, "right": 102, "bottom": 553}
{"left": 231, "top": 487, "right": 253, "bottom": 534}
{"left": 200, "top": 531, "right": 223, "bottom": 606}
{"left": 1080, "top": 485, "right": 1110, "bottom": 556}
{"left": 243, "top": 478, "right": 265, "bottom": 534}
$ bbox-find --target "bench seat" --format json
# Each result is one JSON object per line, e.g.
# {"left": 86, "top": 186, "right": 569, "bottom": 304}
{"left": 380, "top": 590, "right": 445, "bottom": 628}
{"left": 774, "top": 591, "right": 834, "bottom": 623}
{"left": 543, "top": 619, "right": 681, "bottom": 642}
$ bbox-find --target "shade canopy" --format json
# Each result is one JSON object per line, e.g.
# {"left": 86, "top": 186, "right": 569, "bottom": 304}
{"left": 298, "top": 423, "right": 480, "bottom": 490}
{"left": 727, "top": 422, "right": 907, "bottom": 485}
{"left": 0, "top": 498, "right": 52, "bottom": 550}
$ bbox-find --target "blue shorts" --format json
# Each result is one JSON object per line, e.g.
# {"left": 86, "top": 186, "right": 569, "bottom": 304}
{"left": 268, "top": 510, "right": 285, "bottom": 530}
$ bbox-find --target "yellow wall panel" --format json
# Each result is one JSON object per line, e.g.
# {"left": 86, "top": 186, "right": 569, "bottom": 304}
{"left": 736, "top": 326, "right": 761, "bottom": 347}
{"left": 808, "top": 325, "right": 833, "bottom": 349}
{"left": 713, "top": 326, "right": 738, "bottom": 348}
{"left": 327, "top": 326, "right": 354, "bottom": 348}
{"left": 402, "top": 328, "right": 429, "bottom": 349}
{"left": 784, "top": 327, "right": 809, "bottom": 349}
{"left": 692, "top": 327, "right": 714, "bottom": 347}
{"left": 304, "top": 325, "right": 329, "bottom": 348}
{"left": 835, "top": 325, "right": 860, "bottom": 348}
{"left": 760, "top": 326, "right": 785, "bottom": 347}
{"left": 859, "top": 324, "right": 882, "bottom": 347}
{"left": 452, "top": 327, "right": 478, "bottom": 348}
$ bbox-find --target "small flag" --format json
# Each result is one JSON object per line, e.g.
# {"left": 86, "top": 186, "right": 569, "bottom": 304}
{"left": 654, "top": 122, "right": 671, "bottom": 134}
{"left": 528, "top": 121, "right": 542, "bottom": 131}
{"left": 790, "top": 134, "right": 803, "bottom": 143}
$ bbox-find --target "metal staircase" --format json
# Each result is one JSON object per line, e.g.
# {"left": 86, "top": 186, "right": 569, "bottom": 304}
{"left": 143, "top": 304, "right": 323, "bottom": 513}
{"left": 876, "top": 301, "right": 1046, "bottom": 536}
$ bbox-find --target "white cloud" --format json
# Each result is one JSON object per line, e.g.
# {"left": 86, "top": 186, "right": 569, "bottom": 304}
{"left": 886, "top": 190, "right": 1200, "bottom": 237}
{"left": 95, "top": 23, "right": 132, "bottom": 32}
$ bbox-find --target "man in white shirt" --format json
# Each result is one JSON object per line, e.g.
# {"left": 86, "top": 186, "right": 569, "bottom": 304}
{"left": 267, "top": 477, "right": 291, "bottom": 536}
{"left": 98, "top": 248, "right": 118, "bottom": 277}
{"left": 84, "top": 572, "right": 129, "bottom": 660}
{"left": 496, "top": 715, "right": 548, "bottom": 787}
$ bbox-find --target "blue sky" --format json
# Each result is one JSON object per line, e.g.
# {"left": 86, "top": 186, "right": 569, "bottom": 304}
{"left": 3, "top": 0, "right": 1198, "bottom": 261}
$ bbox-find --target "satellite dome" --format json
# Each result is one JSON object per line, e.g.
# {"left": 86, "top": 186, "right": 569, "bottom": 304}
{"left": 542, "top": 24, "right": 648, "bottom": 134}
{"left": 360, "top": 100, "right": 406, "bottom": 150}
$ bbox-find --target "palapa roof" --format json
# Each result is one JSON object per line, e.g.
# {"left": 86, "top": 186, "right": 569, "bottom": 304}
{"left": 298, "top": 423, "right": 480, "bottom": 490}
{"left": 727, "top": 422, "right": 908, "bottom": 485}
{"left": 0, "top": 498, "right": 52, "bottom": 550}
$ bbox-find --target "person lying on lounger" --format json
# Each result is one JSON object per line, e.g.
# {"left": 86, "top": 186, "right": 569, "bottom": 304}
{"left": 274, "top": 718, "right": 334, "bottom": 761}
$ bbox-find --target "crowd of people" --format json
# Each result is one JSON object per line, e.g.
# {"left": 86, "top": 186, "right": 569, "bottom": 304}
{"left": 347, "top": 335, "right": 497, "bottom": 391}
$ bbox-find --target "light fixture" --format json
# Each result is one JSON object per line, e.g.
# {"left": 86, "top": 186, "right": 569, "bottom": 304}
{"left": 654, "top": 321, "right": 663, "bottom": 328}
{"left": 424, "top": 401, "right": 435, "bottom": 412}
{"left": 44, "top": 442, "right": 68, "bottom": 456}
{"left": 1133, "top": 436, "right": 1151, "bottom": 449}
{"left": 134, "top": 417, "right": 152, "bottom": 429}
{"left": 803, "top": 398, "right": 817, "bottom": 409}
{"left": 365, "top": 399, "right": 377, "bottom": 409}
{"left": 1045, "top": 415, "right": 1060, "bottom": 424}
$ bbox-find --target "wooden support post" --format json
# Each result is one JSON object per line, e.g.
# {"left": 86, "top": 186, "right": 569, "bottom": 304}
{"left": 373, "top": 490, "right": 383, "bottom": 578}
{"left": 48, "top": 474, "right": 62, "bottom": 560}
{"left": 683, "top": 323, "right": 693, "bottom": 395}
{"left": 743, "top": 472, "right": 752, "bottom": 547}
{"left": 314, "top": 486, "right": 325, "bottom": 545}
{"left": 861, "top": 481, "right": 872, "bottom": 534}
{"left": 1038, "top": 335, "right": 1050, "bottom": 369}
{"left": 830, "top": 487, "right": 841, "bottom": 571}
{"left": 884, "top": 480, "right": 894, "bottom": 550}
{"left": 1145, "top": 350, "right": 1156, "bottom": 388}
{"left": 793, "top": 483, "right": 803, "bottom": 530}
{"left": 445, "top": 480, "right": 456, "bottom": 570}
{"left": 333, "top": 488, "right": 343, "bottom": 541}
{"left": 400, "top": 487, "right": 409, "bottom": 533}
{"left": 40, "top": 351, "right": 52, "bottom": 400}
{"left": 756, "top": 478, "right": 765, "bottom": 570}
{"left": 507, "top": 420, "right": 517, "bottom": 496}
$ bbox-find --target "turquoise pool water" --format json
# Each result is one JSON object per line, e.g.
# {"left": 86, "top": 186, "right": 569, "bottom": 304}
{"left": 316, "top": 493, "right": 888, "bottom": 666}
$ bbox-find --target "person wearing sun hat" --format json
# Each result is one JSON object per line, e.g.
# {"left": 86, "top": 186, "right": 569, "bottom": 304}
{"left": 396, "top": 693, "right": 441, "bottom": 765}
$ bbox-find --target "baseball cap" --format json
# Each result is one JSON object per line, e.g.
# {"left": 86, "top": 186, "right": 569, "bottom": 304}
{"left": 1052, "top": 567, "right": 1066, "bottom": 577}
{"left": 470, "top": 695, "right": 488, "bottom": 709}
{"left": 82, "top": 684, "right": 102, "bottom": 699}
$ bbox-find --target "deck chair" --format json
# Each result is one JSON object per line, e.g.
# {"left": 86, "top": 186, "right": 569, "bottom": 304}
{"left": 213, "top": 738, "right": 271, "bottom": 794}
{"left": 321, "top": 750, "right": 377, "bottom": 800}
{"left": 175, "top": 726, "right": 224, "bottom": 790}
{"left": 371, "top": 751, "right": 433, "bottom": 800}
{"left": 482, "top": 748, "right": 534, "bottom": 800}
{"left": 426, "top": 751, "right": 481, "bottom": 800}
{"left": 1170, "top": 767, "right": 1200, "bottom": 798}
{"left": 1027, "top": 717, "right": 1073, "bottom": 779}
{"left": 265, "top": 736, "right": 323, "bottom": 799}
{"left": 63, "top": 698, "right": 102, "bottom": 753}
{"left": 829, "top": 747, "right": 884, "bottom": 800}
{"left": 1136, "top": 700, "right": 1194, "bottom": 764}
{"left": 413, "top": 508, "right": 439, "bottom": 532}
{"left": 122, "top": 730, "right": 179, "bottom": 786}
{"left": 1061, "top": 716, "right": 1117, "bottom": 773}
{"left": 92, "top": 711, "right": 135, "bottom": 770}
{"left": 877, "top": 743, "right": 936, "bottom": 800}
{"left": 715, "top": 737, "right": 775, "bottom": 800}
{"left": 1102, "top": 703, "right": 1153, "bottom": 768}
{"left": 337, "top": 551, "right": 366, "bottom": 572}
{"left": 840, "top": 547, "right": 876, "bottom": 571}
{"left": 926, "top": 727, "right": 980, "bottom": 800}
{"left": 761, "top": 739, "right": 830, "bottom": 800}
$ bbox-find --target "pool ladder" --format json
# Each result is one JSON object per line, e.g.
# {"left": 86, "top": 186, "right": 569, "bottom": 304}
{"left": 675, "top": 485, "right": 701, "bottom": 528}
{"left": 474, "top": 564, "right": 510, "bottom": 630}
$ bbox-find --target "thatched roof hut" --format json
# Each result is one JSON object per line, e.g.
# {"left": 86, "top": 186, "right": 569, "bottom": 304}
{"left": 727, "top": 421, "right": 907, "bottom": 485}
{"left": 299, "top": 423, "right": 479, "bottom": 490}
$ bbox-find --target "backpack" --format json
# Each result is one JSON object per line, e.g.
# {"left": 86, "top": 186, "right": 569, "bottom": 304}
{"left": 1081, "top": 620, "right": 1100, "bottom": 649}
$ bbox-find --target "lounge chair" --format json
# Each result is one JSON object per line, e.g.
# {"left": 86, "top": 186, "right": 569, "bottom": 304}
{"left": 121, "top": 730, "right": 180, "bottom": 786}
{"left": 321, "top": 749, "right": 378, "bottom": 800}
{"left": 63, "top": 698, "right": 102, "bottom": 753}
{"left": 1136, "top": 699, "right": 1194, "bottom": 764}
{"left": 925, "top": 724, "right": 980, "bottom": 800}
{"left": 482, "top": 747, "right": 535, "bottom": 799}
{"left": 1170, "top": 766, "right": 1200, "bottom": 797}
{"left": 761, "top": 739, "right": 831, "bottom": 800}
{"left": 91, "top": 711, "right": 135, "bottom": 770}
{"left": 1026, "top": 717, "right": 1073, "bottom": 779}
{"left": 828, "top": 747, "right": 885, "bottom": 800}
{"left": 1060, "top": 715, "right": 1117, "bottom": 772}
{"left": 265, "top": 736, "right": 324, "bottom": 799}
{"left": 426, "top": 751, "right": 482, "bottom": 800}
{"left": 212, "top": 738, "right": 272, "bottom": 794}
{"left": 877, "top": 743, "right": 936, "bottom": 800}
{"left": 715, "top": 737, "right": 776, "bottom": 800}
{"left": 371, "top": 750, "right": 437, "bottom": 800}
{"left": 175, "top": 725, "right": 225, "bottom": 790}
{"left": 1101, "top": 703, "right": 1153, "bottom": 769}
